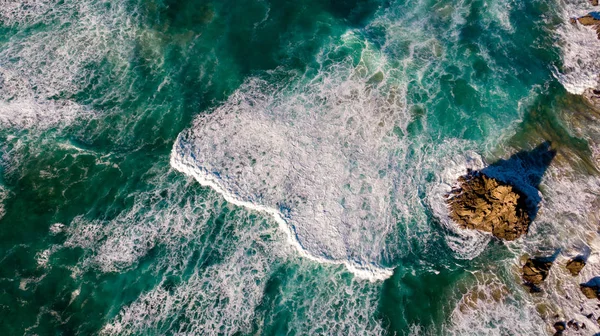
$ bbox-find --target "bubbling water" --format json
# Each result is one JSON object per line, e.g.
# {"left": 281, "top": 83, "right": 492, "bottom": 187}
{"left": 0, "top": 0, "right": 137, "bottom": 130}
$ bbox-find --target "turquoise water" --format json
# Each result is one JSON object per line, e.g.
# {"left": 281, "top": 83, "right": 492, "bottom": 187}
{"left": 1, "top": 0, "right": 600, "bottom": 334}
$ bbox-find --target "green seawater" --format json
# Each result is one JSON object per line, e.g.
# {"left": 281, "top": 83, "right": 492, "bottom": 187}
{"left": 1, "top": 0, "right": 599, "bottom": 335}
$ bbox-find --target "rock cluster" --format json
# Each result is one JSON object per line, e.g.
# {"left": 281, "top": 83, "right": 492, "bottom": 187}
{"left": 566, "top": 258, "right": 586, "bottom": 276}
{"left": 523, "top": 258, "right": 553, "bottom": 285}
{"left": 446, "top": 171, "right": 530, "bottom": 240}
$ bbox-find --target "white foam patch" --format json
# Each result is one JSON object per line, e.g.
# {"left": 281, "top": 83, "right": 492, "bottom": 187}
{"left": 35, "top": 249, "right": 51, "bottom": 267}
{"left": 171, "top": 47, "right": 411, "bottom": 280}
{"left": 49, "top": 223, "right": 65, "bottom": 235}
{"left": 0, "top": 0, "right": 136, "bottom": 130}
{"left": 554, "top": 0, "right": 600, "bottom": 94}
{"left": 485, "top": 0, "right": 515, "bottom": 33}
{"left": 0, "top": 0, "right": 59, "bottom": 26}
{"left": 0, "top": 69, "right": 89, "bottom": 129}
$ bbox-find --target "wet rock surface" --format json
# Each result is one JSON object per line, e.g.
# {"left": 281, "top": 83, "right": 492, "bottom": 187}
{"left": 580, "top": 284, "right": 600, "bottom": 299}
{"left": 566, "top": 258, "right": 586, "bottom": 276}
{"left": 523, "top": 257, "right": 553, "bottom": 286}
{"left": 446, "top": 171, "right": 530, "bottom": 240}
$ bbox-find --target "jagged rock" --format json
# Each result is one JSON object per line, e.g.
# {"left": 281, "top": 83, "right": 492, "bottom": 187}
{"left": 523, "top": 258, "right": 553, "bottom": 285}
{"left": 566, "top": 258, "right": 586, "bottom": 276}
{"left": 580, "top": 284, "right": 600, "bottom": 299}
{"left": 591, "top": 0, "right": 598, "bottom": 6}
{"left": 446, "top": 171, "right": 530, "bottom": 240}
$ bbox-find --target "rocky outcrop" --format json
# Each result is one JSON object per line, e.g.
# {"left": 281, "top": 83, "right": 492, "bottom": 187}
{"left": 566, "top": 258, "right": 586, "bottom": 276}
{"left": 580, "top": 284, "right": 600, "bottom": 299}
{"left": 446, "top": 171, "right": 530, "bottom": 240}
{"left": 523, "top": 258, "right": 553, "bottom": 285}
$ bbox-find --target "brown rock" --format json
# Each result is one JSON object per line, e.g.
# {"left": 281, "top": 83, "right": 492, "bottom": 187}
{"left": 566, "top": 258, "right": 586, "bottom": 276}
{"left": 591, "top": 0, "right": 598, "bottom": 6}
{"left": 522, "top": 258, "right": 553, "bottom": 285}
{"left": 580, "top": 284, "right": 600, "bottom": 299}
{"left": 578, "top": 15, "right": 600, "bottom": 26}
{"left": 446, "top": 171, "right": 530, "bottom": 240}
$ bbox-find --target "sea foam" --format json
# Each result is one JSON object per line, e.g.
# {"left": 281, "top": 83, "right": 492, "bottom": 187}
{"left": 170, "top": 56, "right": 405, "bottom": 280}
{"left": 0, "top": 0, "right": 136, "bottom": 131}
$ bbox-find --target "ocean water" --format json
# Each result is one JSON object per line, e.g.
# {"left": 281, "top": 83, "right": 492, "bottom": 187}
{"left": 2, "top": 0, "right": 600, "bottom": 334}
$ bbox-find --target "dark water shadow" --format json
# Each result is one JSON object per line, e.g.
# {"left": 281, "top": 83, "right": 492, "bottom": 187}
{"left": 480, "top": 141, "right": 556, "bottom": 222}
{"left": 531, "top": 249, "right": 561, "bottom": 264}
{"left": 582, "top": 276, "right": 600, "bottom": 288}
{"left": 572, "top": 245, "right": 592, "bottom": 263}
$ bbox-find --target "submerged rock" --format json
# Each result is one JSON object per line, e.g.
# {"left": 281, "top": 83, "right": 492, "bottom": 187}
{"left": 522, "top": 258, "right": 553, "bottom": 285}
{"left": 580, "top": 284, "right": 600, "bottom": 299}
{"left": 566, "top": 258, "right": 586, "bottom": 276}
{"left": 446, "top": 171, "right": 530, "bottom": 240}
